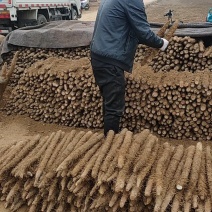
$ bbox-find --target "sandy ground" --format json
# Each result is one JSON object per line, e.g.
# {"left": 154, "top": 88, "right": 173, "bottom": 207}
{"left": 0, "top": 0, "right": 211, "bottom": 211}
{"left": 81, "top": 0, "right": 211, "bottom": 23}
{"left": 80, "top": 0, "right": 158, "bottom": 21}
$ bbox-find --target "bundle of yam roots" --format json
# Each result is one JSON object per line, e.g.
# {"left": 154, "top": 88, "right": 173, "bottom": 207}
{"left": 5, "top": 56, "right": 212, "bottom": 141}
{"left": 0, "top": 129, "right": 211, "bottom": 212}
{"left": 136, "top": 36, "right": 212, "bottom": 72}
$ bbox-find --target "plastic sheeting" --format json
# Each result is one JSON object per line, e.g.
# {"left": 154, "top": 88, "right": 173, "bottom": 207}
{"left": 150, "top": 22, "right": 212, "bottom": 37}
{"left": 0, "top": 20, "right": 95, "bottom": 63}
{"left": 8, "top": 20, "right": 95, "bottom": 48}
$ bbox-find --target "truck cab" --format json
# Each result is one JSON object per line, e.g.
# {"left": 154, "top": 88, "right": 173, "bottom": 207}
{"left": 0, "top": 0, "right": 82, "bottom": 34}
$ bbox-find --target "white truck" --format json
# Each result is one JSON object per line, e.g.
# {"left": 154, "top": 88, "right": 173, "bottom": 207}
{"left": 0, "top": 0, "right": 82, "bottom": 33}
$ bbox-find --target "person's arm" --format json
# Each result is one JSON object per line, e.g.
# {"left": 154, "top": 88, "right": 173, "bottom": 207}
{"left": 125, "top": 0, "right": 164, "bottom": 48}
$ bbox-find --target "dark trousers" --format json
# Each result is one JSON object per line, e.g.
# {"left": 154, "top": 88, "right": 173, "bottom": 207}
{"left": 91, "top": 59, "right": 125, "bottom": 136}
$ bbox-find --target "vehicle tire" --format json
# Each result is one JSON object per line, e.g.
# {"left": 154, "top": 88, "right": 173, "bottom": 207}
{"left": 71, "top": 7, "right": 78, "bottom": 20}
{"left": 37, "top": 14, "right": 47, "bottom": 25}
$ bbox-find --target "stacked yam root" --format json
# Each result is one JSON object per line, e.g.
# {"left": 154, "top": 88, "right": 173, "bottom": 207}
{"left": 6, "top": 57, "right": 103, "bottom": 128}
{"left": 6, "top": 57, "right": 212, "bottom": 140}
{"left": 0, "top": 129, "right": 212, "bottom": 212}
{"left": 1, "top": 46, "right": 90, "bottom": 86}
{"left": 146, "top": 36, "right": 212, "bottom": 72}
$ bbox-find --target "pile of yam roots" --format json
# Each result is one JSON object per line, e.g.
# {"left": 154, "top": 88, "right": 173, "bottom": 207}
{"left": 2, "top": 36, "right": 211, "bottom": 87}
{"left": 138, "top": 36, "right": 212, "bottom": 72}
{"left": 0, "top": 129, "right": 212, "bottom": 212}
{"left": 6, "top": 55, "right": 212, "bottom": 141}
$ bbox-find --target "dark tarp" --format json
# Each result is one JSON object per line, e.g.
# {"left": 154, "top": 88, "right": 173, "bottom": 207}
{"left": 150, "top": 22, "right": 212, "bottom": 37}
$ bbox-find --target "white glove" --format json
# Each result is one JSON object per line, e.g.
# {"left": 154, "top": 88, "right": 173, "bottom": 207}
{"left": 160, "top": 38, "right": 169, "bottom": 51}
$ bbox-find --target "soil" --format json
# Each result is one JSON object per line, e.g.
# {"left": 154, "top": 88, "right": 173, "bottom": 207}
{"left": 0, "top": 0, "right": 211, "bottom": 211}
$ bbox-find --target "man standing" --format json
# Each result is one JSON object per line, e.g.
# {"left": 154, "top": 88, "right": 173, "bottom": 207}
{"left": 90, "top": 0, "right": 169, "bottom": 136}
{"left": 164, "top": 9, "right": 174, "bottom": 23}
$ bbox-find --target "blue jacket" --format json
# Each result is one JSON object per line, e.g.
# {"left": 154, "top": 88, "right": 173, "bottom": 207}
{"left": 90, "top": 0, "right": 163, "bottom": 72}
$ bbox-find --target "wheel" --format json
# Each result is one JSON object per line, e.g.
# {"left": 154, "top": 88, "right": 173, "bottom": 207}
{"left": 37, "top": 14, "right": 47, "bottom": 25}
{"left": 71, "top": 7, "right": 78, "bottom": 20}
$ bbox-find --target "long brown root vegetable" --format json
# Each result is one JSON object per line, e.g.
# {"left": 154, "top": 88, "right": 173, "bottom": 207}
{"left": 56, "top": 130, "right": 84, "bottom": 174}
{"left": 198, "top": 151, "right": 208, "bottom": 201}
{"left": 133, "top": 133, "right": 156, "bottom": 173}
{"left": 184, "top": 142, "right": 202, "bottom": 207}
{"left": 136, "top": 141, "right": 159, "bottom": 188}
{"left": 171, "top": 192, "right": 183, "bottom": 212}
{"left": 28, "top": 195, "right": 41, "bottom": 212}
{"left": 0, "top": 134, "right": 41, "bottom": 175}
{"left": 35, "top": 130, "right": 63, "bottom": 185}
{"left": 203, "top": 46, "right": 212, "bottom": 57}
{"left": 120, "top": 190, "right": 128, "bottom": 208}
{"left": 109, "top": 193, "right": 119, "bottom": 207}
{"left": 57, "top": 132, "right": 104, "bottom": 173}
{"left": 183, "top": 201, "right": 191, "bottom": 212}
{"left": 12, "top": 135, "right": 49, "bottom": 178}
{"left": 92, "top": 131, "right": 114, "bottom": 178}
{"left": 107, "top": 170, "right": 118, "bottom": 182}
{"left": 39, "top": 131, "right": 78, "bottom": 188}
{"left": 192, "top": 194, "right": 198, "bottom": 209}
{"left": 176, "top": 145, "right": 196, "bottom": 190}
{"left": 0, "top": 145, "right": 14, "bottom": 157}
{"left": 26, "top": 189, "right": 37, "bottom": 200}
{"left": 139, "top": 21, "right": 170, "bottom": 66}
{"left": 0, "top": 62, "right": 7, "bottom": 81}
{"left": 47, "top": 178, "right": 58, "bottom": 201}
{"left": 160, "top": 147, "right": 187, "bottom": 212}
{"left": 164, "top": 145, "right": 184, "bottom": 184}
{"left": 144, "top": 153, "right": 158, "bottom": 198}
{"left": 157, "top": 21, "right": 170, "bottom": 37}
{"left": 115, "top": 130, "right": 150, "bottom": 192}
{"left": 45, "top": 132, "right": 68, "bottom": 169}
{"left": 80, "top": 145, "right": 102, "bottom": 179}
{"left": 164, "top": 20, "right": 179, "bottom": 40}
{"left": 126, "top": 173, "right": 137, "bottom": 192}
{"left": 46, "top": 201, "right": 56, "bottom": 212}
{"left": 73, "top": 131, "right": 93, "bottom": 150}
{"left": 41, "top": 199, "right": 48, "bottom": 212}
{"left": 6, "top": 181, "right": 22, "bottom": 203}
{"left": 118, "top": 130, "right": 133, "bottom": 169}
{"left": 130, "top": 185, "right": 140, "bottom": 201}
{"left": 10, "top": 199, "right": 24, "bottom": 212}
{"left": 2, "top": 178, "right": 16, "bottom": 195}
{"left": 155, "top": 142, "right": 171, "bottom": 196}
{"left": 205, "top": 197, "right": 212, "bottom": 212}
{"left": 0, "top": 51, "right": 19, "bottom": 100}
{"left": 154, "top": 145, "right": 184, "bottom": 211}
{"left": 101, "top": 128, "right": 127, "bottom": 173}
{"left": 70, "top": 141, "right": 101, "bottom": 177}
{"left": 154, "top": 144, "right": 176, "bottom": 212}
{"left": 206, "top": 146, "right": 212, "bottom": 206}
{"left": 103, "top": 155, "right": 118, "bottom": 182}
{"left": 0, "top": 140, "right": 26, "bottom": 168}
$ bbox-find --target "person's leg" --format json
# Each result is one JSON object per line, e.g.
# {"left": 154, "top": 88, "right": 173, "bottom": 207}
{"left": 92, "top": 63, "right": 125, "bottom": 136}
{"left": 102, "top": 66, "right": 125, "bottom": 135}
